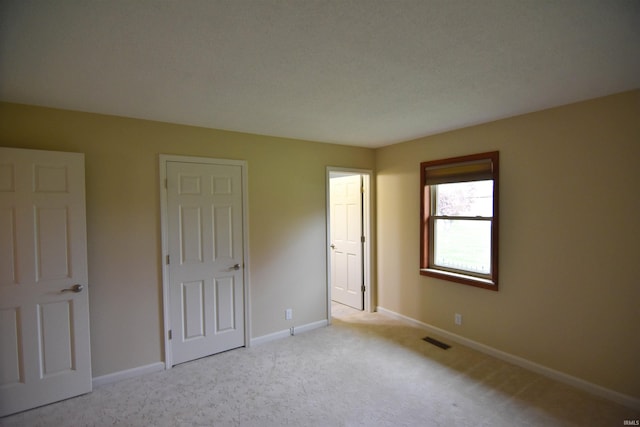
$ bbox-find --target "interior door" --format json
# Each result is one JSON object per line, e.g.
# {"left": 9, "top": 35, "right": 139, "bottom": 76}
{"left": 330, "top": 174, "right": 363, "bottom": 310}
{"left": 166, "top": 161, "right": 245, "bottom": 366}
{"left": 0, "top": 147, "right": 92, "bottom": 417}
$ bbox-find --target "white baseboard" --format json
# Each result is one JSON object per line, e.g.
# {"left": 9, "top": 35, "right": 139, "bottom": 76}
{"left": 92, "top": 319, "right": 329, "bottom": 387}
{"left": 92, "top": 362, "right": 165, "bottom": 388}
{"left": 376, "top": 306, "right": 640, "bottom": 411}
{"left": 250, "top": 319, "right": 328, "bottom": 347}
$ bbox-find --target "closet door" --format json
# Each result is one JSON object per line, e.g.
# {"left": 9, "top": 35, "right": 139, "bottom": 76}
{"left": 0, "top": 147, "right": 91, "bottom": 416}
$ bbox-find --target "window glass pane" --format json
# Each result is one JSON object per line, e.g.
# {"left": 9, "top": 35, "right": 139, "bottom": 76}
{"left": 434, "top": 180, "right": 493, "bottom": 217}
{"left": 434, "top": 219, "right": 491, "bottom": 274}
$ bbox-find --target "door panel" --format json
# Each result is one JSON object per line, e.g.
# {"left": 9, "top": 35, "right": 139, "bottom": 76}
{"left": 0, "top": 147, "right": 91, "bottom": 417}
{"left": 180, "top": 206, "right": 203, "bottom": 263}
{"left": 39, "top": 300, "right": 73, "bottom": 376}
{"left": 167, "top": 161, "right": 244, "bottom": 366}
{"left": 35, "top": 207, "right": 70, "bottom": 280}
{"left": 0, "top": 207, "right": 17, "bottom": 284}
{"left": 0, "top": 307, "right": 21, "bottom": 385}
{"left": 182, "top": 280, "right": 205, "bottom": 340}
{"left": 214, "top": 276, "right": 235, "bottom": 332}
{"left": 213, "top": 205, "right": 234, "bottom": 259}
{"left": 330, "top": 175, "right": 363, "bottom": 310}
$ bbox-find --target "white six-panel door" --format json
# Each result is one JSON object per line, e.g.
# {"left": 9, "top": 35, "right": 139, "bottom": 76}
{"left": 166, "top": 161, "right": 245, "bottom": 366}
{"left": 0, "top": 147, "right": 91, "bottom": 417}
{"left": 330, "top": 175, "right": 363, "bottom": 310}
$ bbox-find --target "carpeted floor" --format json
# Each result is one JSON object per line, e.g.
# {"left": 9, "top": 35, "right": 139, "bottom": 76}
{"left": 1, "top": 302, "right": 638, "bottom": 426}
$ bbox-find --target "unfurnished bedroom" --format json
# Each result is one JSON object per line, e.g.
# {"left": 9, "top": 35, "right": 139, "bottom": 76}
{"left": 0, "top": 1, "right": 639, "bottom": 425}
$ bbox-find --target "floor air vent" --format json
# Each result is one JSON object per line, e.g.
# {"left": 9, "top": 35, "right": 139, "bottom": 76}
{"left": 423, "top": 336, "right": 451, "bottom": 350}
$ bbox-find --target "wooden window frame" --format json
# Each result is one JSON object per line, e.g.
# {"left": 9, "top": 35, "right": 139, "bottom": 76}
{"left": 420, "top": 151, "right": 499, "bottom": 291}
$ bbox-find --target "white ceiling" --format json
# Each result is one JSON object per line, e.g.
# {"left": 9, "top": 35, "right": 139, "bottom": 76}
{"left": 1, "top": 1, "right": 639, "bottom": 148}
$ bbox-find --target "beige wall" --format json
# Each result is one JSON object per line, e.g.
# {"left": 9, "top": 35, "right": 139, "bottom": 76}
{"left": 2, "top": 90, "right": 638, "bottom": 399}
{"left": 376, "top": 90, "right": 640, "bottom": 398}
{"left": 0, "top": 103, "right": 375, "bottom": 376}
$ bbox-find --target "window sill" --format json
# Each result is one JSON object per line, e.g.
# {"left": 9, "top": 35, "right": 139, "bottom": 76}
{"left": 420, "top": 268, "right": 498, "bottom": 291}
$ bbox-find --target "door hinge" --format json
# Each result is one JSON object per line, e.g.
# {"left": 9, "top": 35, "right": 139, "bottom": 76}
{"left": 361, "top": 285, "right": 366, "bottom": 293}
{"left": 166, "top": 254, "right": 170, "bottom": 264}
{"left": 165, "top": 178, "right": 168, "bottom": 189}
{"left": 168, "top": 330, "right": 172, "bottom": 340}
{"left": 361, "top": 236, "right": 365, "bottom": 243}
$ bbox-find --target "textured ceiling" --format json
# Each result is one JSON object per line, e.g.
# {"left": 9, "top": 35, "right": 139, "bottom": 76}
{"left": 1, "top": 1, "right": 639, "bottom": 147}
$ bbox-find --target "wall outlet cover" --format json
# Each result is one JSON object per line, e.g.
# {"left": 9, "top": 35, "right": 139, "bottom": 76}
{"left": 455, "top": 313, "right": 462, "bottom": 325}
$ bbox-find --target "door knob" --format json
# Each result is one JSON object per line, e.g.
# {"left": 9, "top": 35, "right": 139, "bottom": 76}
{"left": 61, "top": 284, "right": 84, "bottom": 293}
{"left": 232, "top": 264, "right": 241, "bottom": 271}
{"left": 330, "top": 244, "right": 336, "bottom": 249}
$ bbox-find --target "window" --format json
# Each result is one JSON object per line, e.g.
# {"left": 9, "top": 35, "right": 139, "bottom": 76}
{"left": 420, "top": 151, "right": 499, "bottom": 290}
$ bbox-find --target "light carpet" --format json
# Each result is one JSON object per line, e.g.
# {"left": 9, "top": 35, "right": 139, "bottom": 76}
{"left": 1, "top": 303, "right": 638, "bottom": 426}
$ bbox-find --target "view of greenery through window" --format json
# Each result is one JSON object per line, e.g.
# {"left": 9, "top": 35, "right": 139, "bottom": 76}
{"left": 433, "top": 180, "right": 493, "bottom": 275}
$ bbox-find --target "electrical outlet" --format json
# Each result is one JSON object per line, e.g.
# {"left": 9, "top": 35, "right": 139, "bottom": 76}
{"left": 455, "top": 313, "right": 462, "bottom": 326}
{"left": 285, "top": 308, "right": 293, "bottom": 320}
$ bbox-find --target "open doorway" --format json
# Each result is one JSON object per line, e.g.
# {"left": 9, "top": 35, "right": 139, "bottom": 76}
{"left": 326, "top": 168, "right": 373, "bottom": 323}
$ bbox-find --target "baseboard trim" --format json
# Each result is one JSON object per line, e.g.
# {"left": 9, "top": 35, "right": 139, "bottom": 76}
{"left": 250, "top": 319, "right": 328, "bottom": 347}
{"left": 92, "top": 362, "right": 165, "bottom": 388}
{"left": 92, "top": 320, "right": 329, "bottom": 387}
{"left": 376, "top": 306, "right": 640, "bottom": 411}
{"left": 91, "top": 319, "right": 329, "bottom": 387}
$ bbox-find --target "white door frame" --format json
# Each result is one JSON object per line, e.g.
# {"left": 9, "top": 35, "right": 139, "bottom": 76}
{"left": 326, "top": 167, "right": 373, "bottom": 323}
{"left": 159, "top": 154, "right": 251, "bottom": 369}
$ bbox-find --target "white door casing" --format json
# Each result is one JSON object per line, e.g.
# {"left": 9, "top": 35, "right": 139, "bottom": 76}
{"left": 0, "top": 147, "right": 92, "bottom": 417}
{"left": 163, "top": 158, "right": 246, "bottom": 366}
{"left": 329, "top": 174, "right": 364, "bottom": 310}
